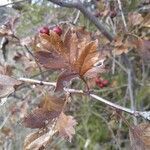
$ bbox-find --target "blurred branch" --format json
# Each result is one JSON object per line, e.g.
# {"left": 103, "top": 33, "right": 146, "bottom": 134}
{"left": 73, "top": 10, "right": 80, "bottom": 24}
{"left": 47, "top": 0, "right": 114, "bottom": 41}
{"left": 18, "top": 77, "right": 150, "bottom": 121}
{"left": 117, "top": 0, "right": 128, "bottom": 32}
{"left": 0, "top": 112, "right": 11, "bottom": 130}
{"left": 0, "top": 0, "right": 27, "bottom": 8}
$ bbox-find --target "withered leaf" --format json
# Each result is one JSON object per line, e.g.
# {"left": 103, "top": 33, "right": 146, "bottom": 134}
{"left": 129, "top": 123, "right": 150, "bottom": 150}
{"left": 23, "top": 108, "right": 60, "bottom": 129}
{"left": 112, "top": 36, "right": 129, "bottom": 55}
{"left": 141, "top": 14, "right": 150, "bottom": 28}
{"left": 55, "top": 70, "right": 78, "bottom": 92}
{"left": 56, "top": 112, "right": 77, "bottom": 142}
{"left": 23, "top": 94, "right": 65, "bottom": 129}
{"left": 35, "top": 50, "right": 67, "bottom": 69}
{"left": 128, "top": 12, "right": 144, "bottom": 26}
{"left": 133, "top": 39, "right": 150, "bottom": 63}
{"left": 41, "top": 94, "right": 65, "bottom": 112}
{"left": 0, "top": 74, "right": 21, "bottom": 98}
{"left": 35, "top": 28, "right": 106, "bottom": 91}
{"left": 24, "top": 126, "right": 56, "bottom": 150}
{"left": 0, "top": 16, "right": 19, "bottom": 37}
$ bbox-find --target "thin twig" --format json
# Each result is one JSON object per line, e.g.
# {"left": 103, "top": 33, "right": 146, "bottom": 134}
{"left": 127, "top": 69, "right": 137, "bottom": 125}
{"left": 109, "top": 55, "right": 127, "bottom": 73}
{"left": 18, "top": 77, "right": 150, "bottom": 121}
{"left": 0, "top": 112, "right": 11, "bottom": 130}
{"left": 73, "top": 10, "right": 80, "bottom": 24}
{"left": 18, "top": 77, "right": 56, "bottom": 86}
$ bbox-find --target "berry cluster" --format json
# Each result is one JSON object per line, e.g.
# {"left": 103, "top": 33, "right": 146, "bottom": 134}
{"left": 39, "top": 26, "right": 62, "bottom": 36}
{"left": 95, "top": 77, "right": 109, "bottom": 88}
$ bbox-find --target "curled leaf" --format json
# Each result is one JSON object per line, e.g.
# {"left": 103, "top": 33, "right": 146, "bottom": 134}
{"left": 24, "top": 125, "right": 56, "bottom": 150}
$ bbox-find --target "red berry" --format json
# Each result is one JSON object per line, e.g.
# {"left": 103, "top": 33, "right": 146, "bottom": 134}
{"left": 39, "top": 26, "right": 49, "bottom": 35}
{"left": 94, "top": 12, "right": 100, "bottom": 17}
{"left": 102, "top": 80, "right": 109, "bottom": 86}
{"left": 53, "top": 26, "right": 62, "bottom": 36}
{"left": 94, "top": 11, "right": 103, "bottom": 18}
{"left": 98, "top": 83, "right": 104, "bottom": 88}
{"left": 110, "top": 11, "right": 117, "bottom": 18}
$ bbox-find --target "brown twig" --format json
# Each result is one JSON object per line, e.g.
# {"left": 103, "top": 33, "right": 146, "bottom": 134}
{"left": 47, "top": 0, "right": 114, "bottom": 41}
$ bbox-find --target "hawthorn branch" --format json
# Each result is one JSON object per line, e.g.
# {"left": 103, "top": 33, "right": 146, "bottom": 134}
{"left": 19, "top": 77, "right": 56, "bottom": 86}
{"left": 18, "top": 77, "right": 150, "bottom": 121}
{"left": 47, "top": 0, "right": 114, "bottom": 41}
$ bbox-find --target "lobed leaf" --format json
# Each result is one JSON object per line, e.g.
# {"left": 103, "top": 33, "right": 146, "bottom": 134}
{"left": 34, "top": 27, "right": 106, "bottom": 92}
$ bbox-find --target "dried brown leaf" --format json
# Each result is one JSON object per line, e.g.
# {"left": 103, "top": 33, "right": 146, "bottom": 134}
{"left": 23, "top": 108, "right": 60, "bottom": 129}
{"left": 74, "top": 41, "right": 98, "bottom": 74}
{"left": 23, "top": 94, "right": 65, "bottom": 129}
{"left": 128, "top": 12, "right": 144, "bottom": 26}
{"left": 134, "top": 39, "right": 150, "bottom": 63}
{"left": 24, "top": 126, "right": 56, "bottom": 150}
{"left": 41, "top": 94, "right": 65, "bottom": 112}
{"left": 56, "top": 112, "right": 77, "bottom": 142}
{"left": 39, "top": 32, "right": 68, "bottom": 56}
{"left": 129, "top": 123, "right": 150, "bottom": 150}
{"left": 35, "top": 50, "right": 67, "bottom": 69}
{"left": 35, "top": 27, "right": 105, "bottom": 91}
{"left": 141, "top": 14, "right": 150, "bottom": 28}
{"left": 112, "top": 37, "right": 129, "bottom": 55}
{"left": 0, "top": 74, "right": 21, "bottom": 98}
{"left": 64, "top": 29, "right": 78, "bottom": 65}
